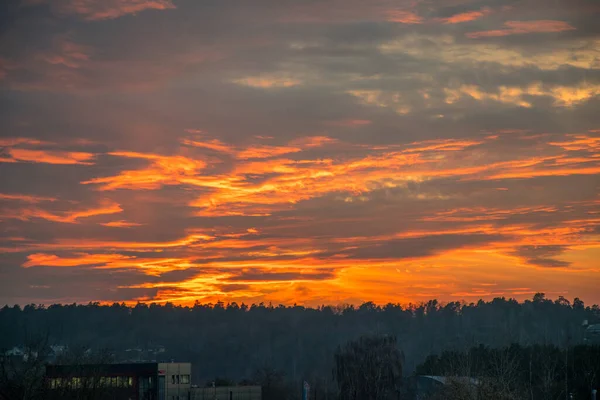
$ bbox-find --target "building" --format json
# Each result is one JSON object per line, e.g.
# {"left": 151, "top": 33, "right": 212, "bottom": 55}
{"left": 2, "top": 344, "right": 72, "bottom": 364}
{"left": 584, "top": 323, "right": 600, "bottom": 343}
{"left": 190, "top": 386, "right": 261, "bottom": 400}
{"left": 45, "top": 362, "right": 191, "bottom": 400}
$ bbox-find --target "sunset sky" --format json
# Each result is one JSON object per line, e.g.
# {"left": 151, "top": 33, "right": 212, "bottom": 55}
{"left": 1, "top": 0, "right": 599, "bottom": 306}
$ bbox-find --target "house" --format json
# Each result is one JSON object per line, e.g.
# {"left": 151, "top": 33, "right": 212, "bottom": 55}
{"left": 584, "top": 323, "right": 600, "bottom": 343}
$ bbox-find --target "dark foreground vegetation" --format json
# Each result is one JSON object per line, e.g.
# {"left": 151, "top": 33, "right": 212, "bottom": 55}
{"left": 1, "top": 293, "right": 599, "bottom": 399}
{"left": 417, "top": 344, "right": 600, "bottom": 399}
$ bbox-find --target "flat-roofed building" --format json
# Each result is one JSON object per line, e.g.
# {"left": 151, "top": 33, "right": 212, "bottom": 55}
{"left": 159, "top": 362, "right": 192, "bottom": 400}
{"left": 45, "top": 362, "right": 191, "bottom": 400}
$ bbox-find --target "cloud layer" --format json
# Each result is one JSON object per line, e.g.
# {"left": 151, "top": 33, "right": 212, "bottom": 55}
{"left": 1, "top": 0, "right": 599, "bottom": 306}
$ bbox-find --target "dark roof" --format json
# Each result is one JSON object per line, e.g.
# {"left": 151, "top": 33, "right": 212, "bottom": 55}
{"left": 586, "top": 324, "right": 600, "bottom": 333}
{"left": 46, "top": 363, "right": 158, "bottom": 377}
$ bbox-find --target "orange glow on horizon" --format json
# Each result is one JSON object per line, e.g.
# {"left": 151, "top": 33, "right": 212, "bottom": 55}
{"left": 6, "top": 130, "right": 591, "bottom": 305}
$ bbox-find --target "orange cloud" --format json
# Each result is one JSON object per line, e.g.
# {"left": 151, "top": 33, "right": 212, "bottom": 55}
{"left": 233, "top": 76, "right": 301, "bottom": 88}
{"left": 385, "top": 10, "right": 423, "bottom": 24}
{"left": 38, "top": 0, "right": 176, "bottom": 20}
{"left": 184, "top": 132, "right": 600, "bottom": 217}
{"left": 21, "top": 252, "right": 203, "bottom": 277}
{"left": 14, "top": 212, "right": 599, "bottom": 305}
{"left": 279, "top": 2, "right": 422, "bottom": 25}
{"left": 84, "top": 136, "right": 344, "bottom": 194}
{"left": 4, "top": 0, "right": 600, "bottom": 307}
{"left": 439, "top": 8, "right": 491, "bottom": 24}
{"left": 38, "top": 38, "right": 91, "bottom": 68}
{"left": 421, "top": 206, "right": 559, "bottom": 223}
{"left": 182, "top": 135, "right": 336, "bottom": 159}
{"left": 27, "top": 232, "right": 214, "bottom": 252}
{"left": 0, "top": 193, "right": 57, "bottom": 203}
{"left": 0, "top": 138, "right": 52, "bottom": 147}
{"left": 29, "top": 130, "right": 596, "bottom": 304}
{"left": 130, "top": 241, "right": 598, "bottom": 305}
{"left": 3, "top": 31, "right": 221, "bottom": 93}
{"left": 74, "top": 135, "right": 546, "bottom": 218}
{"left": 181, "top": 138, "right": 236, "bottom": 154}
{"left": 485, "top": 165, "right": 600, "bottom": 180}
{"left": 549, "top": 134, "right": 600, "bottom": 151}
{"left": 444, "top": 83, "right": 600, "bottom": 108}
{"left": 100, "top": 220, "right": 143, "bottom": 228}
{"left": 82, "top": 151, "right": 206, "bottom": 190}
{"left": 467, "top": 20, "right": 575, "bottom": 38}
{"left": 291, "top": 136, "right": 339, "bottom": 149}
{"left": 236, "top": 145, "right": 302, "bottom": 160}
{"left": 4, "top": 200, "right": 122, "bottom": 224}
{"left": 23, "top": 253, "right": 134, "bottom": 268}
{"left": 3, "top": 149, "right": 95, "bottom": 165}
{"left": 403, "top": 139, "right": 483, "bottom": 153}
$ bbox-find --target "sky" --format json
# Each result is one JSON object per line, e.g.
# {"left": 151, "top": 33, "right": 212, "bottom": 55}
{"left": 0, "top": 0, "right": 599, "bottom": 307}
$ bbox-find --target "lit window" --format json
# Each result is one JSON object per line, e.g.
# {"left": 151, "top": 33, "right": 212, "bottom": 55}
{"left": 180, "top": 375, "right": 190, "bottom": 384}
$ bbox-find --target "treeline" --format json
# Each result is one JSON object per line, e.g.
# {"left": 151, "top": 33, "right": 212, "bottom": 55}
{"left": 1, "top": 294, "right": 598, "bottom": 385}
{"left": 416, "top": 344, "right": 600, "bottom": 399}
{"left": 3, "top": 336, "right": 599, "bottom": 399}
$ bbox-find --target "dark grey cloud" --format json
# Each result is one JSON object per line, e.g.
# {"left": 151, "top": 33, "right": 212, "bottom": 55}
{"left": 0, "top": 263, "right": 158, "bottom": 304}
{"left": 513, "top": 245, "right": 571, "bottom": 268}
{"left": 217, "top": 284, "right": 251, "bottom": 293}
{"left": 325, "top": 234, "right": 505, "bottom": 260}
{"left": 227, "top": 268, "right": 337, "bottom": 282}
{"left": 156, "top": 268, "right": 207, "bottom": 283}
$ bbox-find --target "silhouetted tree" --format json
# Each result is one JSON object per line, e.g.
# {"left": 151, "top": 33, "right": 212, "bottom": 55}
{"left": 334, "top": 335, "right": 403, "bottom": 400}
{"left": 0, "top": 333, "right": 49, "bottom": 400}
{"left": 417, "top": 344, "right": 600, "bottom": 400}
{"left": 1, "top": 294, "right": 598, "bottom": 391}
{"left": 252, "top": 366, "right": 290, "bottom": 400}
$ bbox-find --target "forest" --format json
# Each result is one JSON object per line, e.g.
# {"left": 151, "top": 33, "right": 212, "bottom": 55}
{"left": 416, "top": 344, "right": 600, "bottom": 399}
{"left": 1, "top": 293, "right": 599, "bottom": 399}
